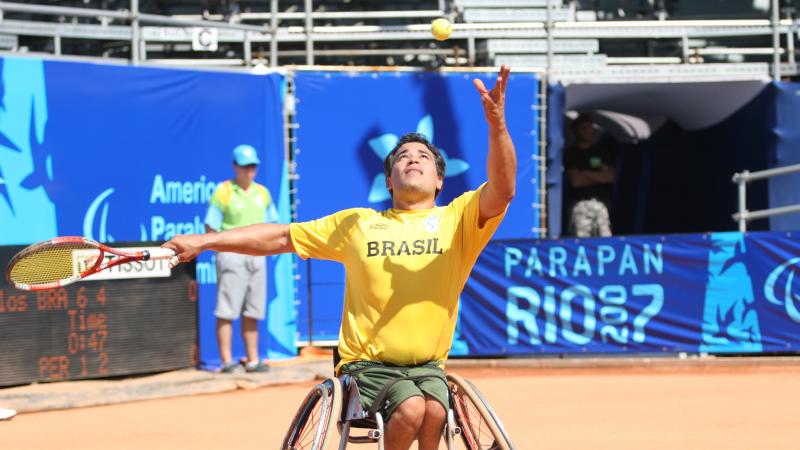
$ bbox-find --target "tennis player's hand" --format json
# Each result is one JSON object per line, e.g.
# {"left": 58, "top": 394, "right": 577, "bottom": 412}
{"left": 473, "top": 65, "right": 510, "bottom": 131}
{"left": 162, "top": 234, "right": 206, "bottom": 267}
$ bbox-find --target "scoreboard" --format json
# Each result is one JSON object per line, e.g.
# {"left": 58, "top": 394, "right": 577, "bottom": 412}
{"left": 0, "top": 243, "right": 198, "bottom": 387}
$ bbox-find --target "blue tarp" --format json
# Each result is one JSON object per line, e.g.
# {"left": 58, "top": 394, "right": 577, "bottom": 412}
{"left": 292, "top": 70, "right": 542, "bottom": 343}
{"left": 768, "top": 81, "right": 800, "bottom": 231}
{"left": 0, "top": 57, "right": 295, "bottom": 367}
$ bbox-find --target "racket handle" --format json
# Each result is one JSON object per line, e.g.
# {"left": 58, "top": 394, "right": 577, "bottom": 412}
{"left": 147, "top": 248, "right": 181, "bottom": 269}
{"left": 147, "top": 247, "right": 176, "bottom": 260}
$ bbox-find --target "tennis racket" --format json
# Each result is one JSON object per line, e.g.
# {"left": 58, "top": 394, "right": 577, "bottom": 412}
{"left": 6, "top": 236, "right": 177, "bottom": 291}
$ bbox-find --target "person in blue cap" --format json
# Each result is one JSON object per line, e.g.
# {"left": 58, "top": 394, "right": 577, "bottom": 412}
{"left": 204, "top": 144, "right": 279, "bottom": 373}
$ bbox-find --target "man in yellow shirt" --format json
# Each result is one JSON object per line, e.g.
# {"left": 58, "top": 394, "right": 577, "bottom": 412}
{"left": 164, "top": 65, "right": 515, "bottom": 450}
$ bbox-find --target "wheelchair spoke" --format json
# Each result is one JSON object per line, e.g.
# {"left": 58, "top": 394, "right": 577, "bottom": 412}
{"left": 291, "top": 385, "right": 330, "bottom": 449}
{"left": 281, "top": 378, "right": 342, "bottom": 450}
{"left": 296, "top": 401, "right": 320, "bottom": 448}
{"left": 455, "top": 392, "right": 497, "bottom": 449}
{"left": 448, "top": 376, "right": 510, "bottom": 450}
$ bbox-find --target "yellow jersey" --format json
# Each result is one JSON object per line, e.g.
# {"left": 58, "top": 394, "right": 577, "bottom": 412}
{"left": 289, "top": 184, "right": 505, "bottom": 372}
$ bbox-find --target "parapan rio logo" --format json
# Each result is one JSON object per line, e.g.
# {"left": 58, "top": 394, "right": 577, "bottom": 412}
{"left": 367, "top": 115, "right": 469, "bottom": 203}
{"left": 764, "top": 257, "right": 800, "bottom": 323}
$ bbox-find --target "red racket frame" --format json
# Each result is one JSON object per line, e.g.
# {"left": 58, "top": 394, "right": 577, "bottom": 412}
{"left": 6, "top": 236, "right": 169, "bottom": 291}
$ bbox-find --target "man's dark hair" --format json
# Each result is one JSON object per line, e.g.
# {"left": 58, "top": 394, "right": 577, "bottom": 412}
{"left": 572, "top": 112, "right": 593, "bottom": 128}
{"left": 383, "top": 132, "right": 447, "bottom": 198}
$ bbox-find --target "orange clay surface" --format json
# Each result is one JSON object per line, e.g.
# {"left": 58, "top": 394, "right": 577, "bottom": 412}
{"left": 2, "top": 365, "right": 798, "bottom": 450}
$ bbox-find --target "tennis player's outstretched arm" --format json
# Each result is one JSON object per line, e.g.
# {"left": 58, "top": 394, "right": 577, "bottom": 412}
{"left": 473, "top": 64, "right": 516, "bottom": 226}
{"left": 163, "top": 223, "right": 294, "bottom": 263}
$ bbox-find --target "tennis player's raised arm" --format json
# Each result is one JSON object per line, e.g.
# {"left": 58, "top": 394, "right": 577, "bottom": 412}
{"left": 163, "top": 223, "right": 295, "bottom": 263}
{"left": 473, "top": 65, "right": 516, "bottom": 226}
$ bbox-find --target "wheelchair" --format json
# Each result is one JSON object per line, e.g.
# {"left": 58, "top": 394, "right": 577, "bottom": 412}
{"left": 279, "top": 357, "right": 515, "bottom": 450}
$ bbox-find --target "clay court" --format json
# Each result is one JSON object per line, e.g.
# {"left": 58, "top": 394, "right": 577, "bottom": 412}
{"left": 3, "top": 360, "right": 798, "bottom": 450}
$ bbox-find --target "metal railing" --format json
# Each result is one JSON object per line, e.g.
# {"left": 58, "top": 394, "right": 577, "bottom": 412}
{"left": 0, "top": 0, "right": 273, "bottom": 65}
{"left": 0, "top": 1, "right": 796, "bottom": 72}
{"left": 733, "top": 163, "right": 800, "bottom": 231}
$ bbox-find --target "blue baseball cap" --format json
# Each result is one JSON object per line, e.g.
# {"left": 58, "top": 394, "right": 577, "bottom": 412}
{"left": 232, "top": 144, "right": 260, "bottom": 166}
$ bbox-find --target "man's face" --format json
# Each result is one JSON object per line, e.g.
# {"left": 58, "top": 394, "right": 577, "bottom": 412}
{"left": 575, "top": 119, "right": 594, "bottom": 143}
{"left": 386, "top": 142, "right": 443, "bottom": 200}
{"left": 233, "top": 163, "right": 257, "bottom": 185}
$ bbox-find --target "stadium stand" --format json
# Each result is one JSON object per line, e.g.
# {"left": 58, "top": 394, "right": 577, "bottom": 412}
{"left": 0, "top": 0, "right": 795, "bottom": 78}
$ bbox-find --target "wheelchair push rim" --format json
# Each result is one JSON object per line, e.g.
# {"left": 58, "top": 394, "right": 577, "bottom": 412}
{"left": 280, "top": 377, "right": 342, "bottom": 450}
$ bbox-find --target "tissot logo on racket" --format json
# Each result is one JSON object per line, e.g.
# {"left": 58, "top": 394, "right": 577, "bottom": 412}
{"left": 6, "top": 236, "right": 179, "bottom": 291}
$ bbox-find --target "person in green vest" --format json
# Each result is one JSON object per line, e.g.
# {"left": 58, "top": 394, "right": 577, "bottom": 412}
{"left": 204, "top": 144, "right": 279, "bottom": 374}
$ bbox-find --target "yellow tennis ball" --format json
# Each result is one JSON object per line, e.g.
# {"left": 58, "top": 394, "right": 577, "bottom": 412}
{"left": 431, "top": 18, "right": 452, "bottom": 41}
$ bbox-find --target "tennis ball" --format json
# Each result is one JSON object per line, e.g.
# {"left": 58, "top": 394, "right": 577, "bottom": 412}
{"left": 431, "top": 18, "right": 452, "bottom": 41}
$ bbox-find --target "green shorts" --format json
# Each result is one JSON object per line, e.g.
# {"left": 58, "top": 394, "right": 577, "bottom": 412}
{"left": 340, "top": 361, "right": 449, "bottom": 421}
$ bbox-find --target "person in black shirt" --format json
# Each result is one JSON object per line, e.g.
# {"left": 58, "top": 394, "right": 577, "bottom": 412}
{"left": 563, "top": 113, "right": 615, "bottom": 237}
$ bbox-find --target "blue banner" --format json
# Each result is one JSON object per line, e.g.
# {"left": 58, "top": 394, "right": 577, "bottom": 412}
{"left": 768, "top": 82, "right": 800, "bottom": 231}
{"left": 0, "top": 57, "right": 294, "bottom": 367}
{"left": 460, "top": 231, "right": 800, "bottom": 355}
{"left": 293, "top": 70, "right": 541, "bottom": 343}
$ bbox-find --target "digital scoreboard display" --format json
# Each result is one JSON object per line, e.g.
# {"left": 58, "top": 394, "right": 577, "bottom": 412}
{"left": 0, "top": 243, "right": 198, "bottom": 387}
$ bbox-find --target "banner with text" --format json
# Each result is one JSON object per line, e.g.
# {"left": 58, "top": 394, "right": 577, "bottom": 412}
{"left": 459, "top": 231, "right": 800, "bottom": 355}
{"left": 0, "top": 57, "right": 294, "bottom": 367}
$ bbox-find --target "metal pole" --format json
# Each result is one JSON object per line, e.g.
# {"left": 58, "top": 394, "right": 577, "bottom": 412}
{"left": 0, "top": 1, "right": 129, "bottom": 19}
{"left": 467, "top": 36, "right": 475, "bottom": 66}
{"left": 306, "top": 260, "right": 313, "bottom": 347}
{"left": 546, "top": 0, "right": 553, "bottom": 78}
{"left": 772, "top": 0, "right": 780, "bottom": 80}
{"left": 270, "top": 0, "right": 278, "bottom": 67}
{"left": 131, "top": 0, "right": 140, "bottom": 64}
{"left": 788, "top": 15, "right": 796, "bottom": 66}
{"left": 738, "top": 175, "right": 748, "bottom": 232}
{"left": 244, "top": 31, "right": 251, "bottom": 65}
{"left": 137, "top": 12, "right": 266, "bottom": 31}
{"left": 734, "top": 163, "right": 800, "bottom": 182}
{"left": 304, "top": 0, "right": 314, "bottom": 65}
{"left": 681, "top": 33, "right": 689, "bottom": 63}
{"left": 54, "top": 32, "right": 61, "bottom": 55}
{"left": 539, "top": 74, "right": 548, "bottom": 238}
{"left": 283, "top": 72, "right": 307, "bottom": 345}
{"left": 738, "top": 203, "right": 800, "bottom": 221}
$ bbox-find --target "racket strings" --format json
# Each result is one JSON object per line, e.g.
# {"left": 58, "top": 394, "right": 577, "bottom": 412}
{"left": 8, "top": 243, "right": 102, "bottom": 286}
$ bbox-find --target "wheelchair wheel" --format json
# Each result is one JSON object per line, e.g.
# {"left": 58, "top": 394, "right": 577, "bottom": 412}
{"left": 447, "top": 373, "right": 515, "bottom": 450}
{"left": 280, "top": 377, "right": 342, "bottom": 450}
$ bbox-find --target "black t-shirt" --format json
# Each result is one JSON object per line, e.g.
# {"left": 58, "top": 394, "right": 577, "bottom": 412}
{"left": 563, "top": 142, "right": 615, "bottom": 205}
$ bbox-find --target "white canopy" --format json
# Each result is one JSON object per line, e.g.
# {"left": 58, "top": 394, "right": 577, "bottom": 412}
{"left": 564, "top": 80, "right": 769, "bottom": 141}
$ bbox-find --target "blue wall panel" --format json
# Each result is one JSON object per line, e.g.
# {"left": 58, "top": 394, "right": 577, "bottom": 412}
{"left": 293, "top": 70, "right": 541, "bottom": 344}
{"left": 0, "top": 57, "right": 294, "bottom": 368}
{"left": 768, "top": 82, "right": 800, "bottom": 231}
